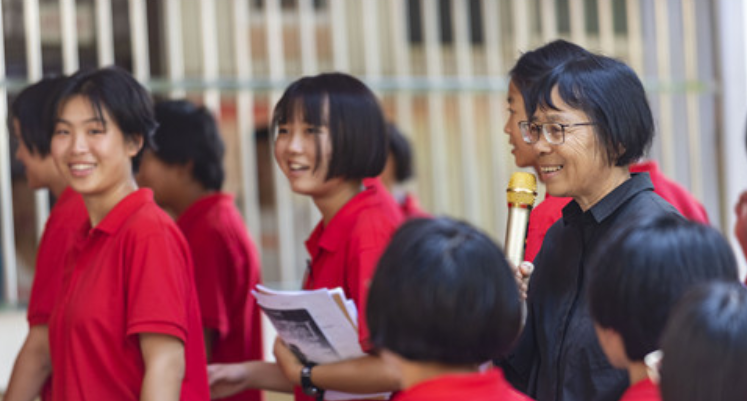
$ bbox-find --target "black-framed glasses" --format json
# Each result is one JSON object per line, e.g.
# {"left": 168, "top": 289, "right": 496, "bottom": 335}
{"left": 518, "top": 121, "right": 596, "bottom": 145}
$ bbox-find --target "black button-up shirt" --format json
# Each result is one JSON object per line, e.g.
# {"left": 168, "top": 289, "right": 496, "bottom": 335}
{"left": 504, "top": 173, "right": 681, "bottom": 401}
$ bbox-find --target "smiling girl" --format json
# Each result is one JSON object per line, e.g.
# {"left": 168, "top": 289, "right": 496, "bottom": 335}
{"left": 208, "top": 72, "right": 404, "bottom": 401}
{"left": 46, "top": 67, "right": 209, "bottom": 401}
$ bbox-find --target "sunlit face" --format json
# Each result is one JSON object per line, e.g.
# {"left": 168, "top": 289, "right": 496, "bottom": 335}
{"left": 12, "top": 119, "right": 61, "bottom": 190}
{"left": 504, "top": 81, "right": 536, "bottom": 168}
{"left": 51, "top": 95, "right": 142, "bottom": 203}
{"left": 136, "top": 150, "right": 183, "bottom": 210}
{"left": 532, "top": 87, "right": 618, "bottom": 204}
{"left": 273, "top": 110, "right": 345, "bottom": 199}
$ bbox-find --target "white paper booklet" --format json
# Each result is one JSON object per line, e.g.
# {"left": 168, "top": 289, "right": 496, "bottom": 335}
{"left": 252, "top": 285, "right": 389, "bottom": 401}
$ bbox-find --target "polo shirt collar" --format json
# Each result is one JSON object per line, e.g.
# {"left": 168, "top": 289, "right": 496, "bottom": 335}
{"left": 562, "top": 173, "right": 654, "bottom": 224}
{"left": 177, "top": 192, "right": 231, "bottom": 228}
{"left": 93, "top": 188, "right": 153, "bottom": 235}
{"left": 305, "top": 185, "right": 382, "bottom": 255}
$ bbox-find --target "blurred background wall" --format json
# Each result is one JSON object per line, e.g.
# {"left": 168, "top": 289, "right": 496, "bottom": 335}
{"left": 1, "top": 0, "right": 746, "bottom": 391}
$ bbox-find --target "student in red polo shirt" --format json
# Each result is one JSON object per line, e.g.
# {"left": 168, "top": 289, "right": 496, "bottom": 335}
{"left": 137, "top": 99, "right": 263, "bottom": 401}
{"left": 588, "top": 214, "right": 739, "bottom": 401}
{"left": 5, "top": 76, "right": 88, "bottom": 401}
{"left": 366, "top": 217, "right": 531, "bottom": 401}
{"left": 658, "top": 282, "right": 747, "bottom": 401}
{"left": 44, "top": 67, "right": 209, "bottom": 400}
{"left": 208, "top": 73, "right": 404, "bottom": 401}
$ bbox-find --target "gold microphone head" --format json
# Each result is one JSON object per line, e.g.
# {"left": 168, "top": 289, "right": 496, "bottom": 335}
{"left": 507, "top": 172, "right": 538, "bottom": 207}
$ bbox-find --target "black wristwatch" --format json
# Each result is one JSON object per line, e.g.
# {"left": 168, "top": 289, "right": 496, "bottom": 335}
{"left": 301, "top": 362, "right": 324, "bottom": 400}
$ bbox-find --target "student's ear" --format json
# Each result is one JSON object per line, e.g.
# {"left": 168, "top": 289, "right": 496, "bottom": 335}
{"left": 594, "top": 324, "right": 629, "bottom": 370}
{"left": 126, "top": 134, "right": 145, "bottom": 157}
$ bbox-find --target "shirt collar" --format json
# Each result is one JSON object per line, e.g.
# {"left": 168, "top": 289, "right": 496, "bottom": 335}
{"left": 93, "top": 188, "right": 153, "bottom": 235}
{"left": 562, "top": 173, "right": 654, "bottom": 224}
{"left": 305, "top": 184, "right": 382, "bottom": 255}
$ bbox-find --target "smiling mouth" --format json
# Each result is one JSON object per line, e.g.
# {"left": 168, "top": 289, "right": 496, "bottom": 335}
{"left": 289, "top": 162, "right": 310, "bottom": 172}
{"left": 540, "top": 165, "right": 563, "bottom": 173}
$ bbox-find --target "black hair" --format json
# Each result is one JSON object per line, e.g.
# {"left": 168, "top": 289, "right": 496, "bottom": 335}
{"left": 588, "top": 213, "right": 738, "bottom": 362}
{"left": 387, "top": 123, "right": 413, "bottom": 183}
{"left": 659, "top": 282, "right": 747, "bottom": 401}
{"left": 10, "top": 76, "right": 68, "bottom": 156}
{"left": 367, "top": 217, "right": 521, "bottom": 364}
{"left": 272, "top": 72, "right": 388, "bottom": 180}
{"left": 509, "top": 39, "right": 590, "bottom": 115}
{"left": 152, "top": 100, "right": 225, "bottom": 190}
{"left": 529, "top": 54, "right": 654, "bottom": 166}
{"left": 52, "top": 66, "right": 157, "bottom": 173}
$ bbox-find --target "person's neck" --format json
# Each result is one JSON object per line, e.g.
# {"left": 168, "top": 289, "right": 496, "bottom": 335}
{"left": 575, "top": 166, "right": 630, "bottom": 211}
{"left": 628, "top": 361, "right": 649, "bottom": 386}
{"left": 399, "top": 360, "right": 480, "bottom": 390}
{"left": 84, "top": 178, "right": 138, "bottom": 227}
{"left": 49, "top": 179, "right": 68, "bottom": 199}
{"left": 172, "top": 181, "right": 214, "bottom": 218}
{"left": 314, "top": 180, "right": 362, "bottom": 226}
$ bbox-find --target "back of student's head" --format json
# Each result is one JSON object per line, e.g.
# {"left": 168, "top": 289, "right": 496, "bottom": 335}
{"left": 659, "top": 282, "right": 747, "bottom": 401}
{"left": 53, "top": 66, "right": 157, "bottom": 172}
{"left": 367, "top": 217, "right": 521, "bottom": 364}
{"left": 588, "top": 213, "right": 738, "bottom": 362}
{"left": 509, "top": 39, "right": 590, "bottom": 110}
{"left": 152, "top": 100, "right": 225, "bottom": 190}
{"left": 386, "top": 123, "right": 413, "bottom": 184}
{"left": 10, "top": 76, "right": 68, "bottom": 156}
{"left": 272, "top": 72, "right": 388, "bottom": 180}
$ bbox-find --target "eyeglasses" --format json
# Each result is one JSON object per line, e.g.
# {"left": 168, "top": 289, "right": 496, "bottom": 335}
{"left": 643, "top": 349, "right": 663, "bottom": 384}
{"left": 518, "top": 121, "right": 596, "bottom": 145}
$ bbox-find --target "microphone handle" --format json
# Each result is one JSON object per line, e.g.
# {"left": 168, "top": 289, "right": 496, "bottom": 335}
{"left": 505, "top": 205, "right": 532, "bottom": 268}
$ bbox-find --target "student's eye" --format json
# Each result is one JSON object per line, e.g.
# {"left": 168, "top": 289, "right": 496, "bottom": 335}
{"left": 88, "top": 128, "right": 105, "bottom": 135}
{"left": 506, "top": 108, "right": 516, "bottom": 116}
{"left": 275, "top": 127, "right": 288, "bottom": 136}
{"left": 305, "top": 126, "right": 322, "bottom": 134}
{"left": 53, "top": 128, "right": 70, "bottom": 136}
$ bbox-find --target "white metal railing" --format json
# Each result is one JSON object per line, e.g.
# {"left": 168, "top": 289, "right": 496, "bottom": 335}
{"left": 0, "top": 0, "right": 732, "bottom": 304}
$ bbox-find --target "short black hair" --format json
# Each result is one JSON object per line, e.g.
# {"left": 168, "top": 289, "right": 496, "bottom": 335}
{"left": 588, "top": 213, "right": 738, "bottom": 362}
{"left": 272, "top": 72, "right": 388, "bottom": 180}
{"left": 529, "top": 54, "right": 654, "bottom": 166}
{"left": 367, "top": 217, "right": 521, "bottom": 364}
{"left": 10, "top": 76, "right": 68, "bottom": 156}
{"left": 387, "top": 123, "right": 413, "bottom": 183}
{"left": 509, "top": 39, "right": 590, "bottom": 114}
{"left": 52, "top": 66, "right": 157, "bottom": 173}
{"left": 152, "top": 100, "right": 225, "bottom": 190}
{"left": 660, "top": 282, "right": 747, "bottom": 401}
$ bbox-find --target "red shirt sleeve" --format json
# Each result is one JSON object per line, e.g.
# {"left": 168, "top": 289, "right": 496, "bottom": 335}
{"left": 525, "top": 197, "right": 569, "bottom": 263}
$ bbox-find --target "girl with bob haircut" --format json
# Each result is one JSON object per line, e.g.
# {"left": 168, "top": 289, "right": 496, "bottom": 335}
{"left": 367, "top": 217, "right": 530, "bottom": 401}
{"left": 208, "top": 72, "right": 404, "bottom": 400}
{"left": 44, "top": 67, "right": 209, "bottom": 400}
{"left": 659, "top": 282, "right": 747, "bottom": 401}
{"left": 588, "top": 214, "right": 738, "bottom": 401}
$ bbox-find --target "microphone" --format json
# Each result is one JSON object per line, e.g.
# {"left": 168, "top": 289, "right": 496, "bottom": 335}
{"left": 504, "top": 172, "right": 537, "bottom": 269}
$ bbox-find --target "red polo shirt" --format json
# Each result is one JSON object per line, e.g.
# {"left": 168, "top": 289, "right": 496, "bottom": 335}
{"left": 401, "top": 193, "right": 430, "bottom": 219}
{"left": 26, "top": 186, "right": 87, "bottom": 401}
{"left": 619, "top": 378, "right": 661, "bottom": 401}
{"left": 391, "top": 368, "right": 532, "bottom": 401}
{"left": 48, "top": 189, "right": 209, "bottom": 401}
{"left": 177, "top": 192, "right": 263, "bottom": 401}
{"left": 524, "top": 162, "right": 709, "bottom": 262}
{"left": 295, "top": 182, "right": 404, "bottom": 401}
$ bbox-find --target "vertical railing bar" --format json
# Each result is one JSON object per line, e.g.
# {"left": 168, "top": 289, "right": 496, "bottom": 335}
{"left": 484, "top": 0, "right": 509, "bottom": 239}
{"left": 200, "top": 0, "right": 221, "bottom": 115}
{"left": 1, "top": 0, "right": 18, "bottom": 304}
{"left": 422, "top": 0, "right": 448, "bottom": 214}
{"left": 232, "top": 0, "right": 262, "bottom": 246}
{"left": 265, "top": 0, "right": 295, "bottom": 283}
{"left": 361, "top": 0, "right": 382, "bottom": 80}
{"left": 95, "top": 0, "right": 115, "bottom": 66}
{"left": 60, "top": 0, "right": 79, "bottom": 73}
{"left": 328, "top": 0, "right": 349, "bottom": 72}
{"left": 653, "top": 0, "right": 675, "bottom": 177}
{"left": 165, "top": 0, "right": 185, "bottom": 99}
{"left": 387, "top": 0, "right": 413, "bottom": 137}
{"left": 682, "top": 0, "right": 703, "bottom": 200}
{"left": 513, "top": 0, "right": 530, "bottom": 52}
{"left": 598, "top": 0, "right": 615, "bottom": 54}
{"left": 540, "top": 0, "right": 558, "bottom": 42}
{"left": 569, "top": 0, "right": 588, "bottom": 47}
{"left": 24, "top": 0, "right": 49, "bottom": 241}
{"left": 297, "top": 0, "right": 318, "bottom": 75}
{"left": 128, "top": 0, "right": 150, "bottom": 82}
{"left": 453, "top": 0, "right": 480, "bottom": 223}
{"left": 625, "top": 0, "right": 644, "bottom": 75}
